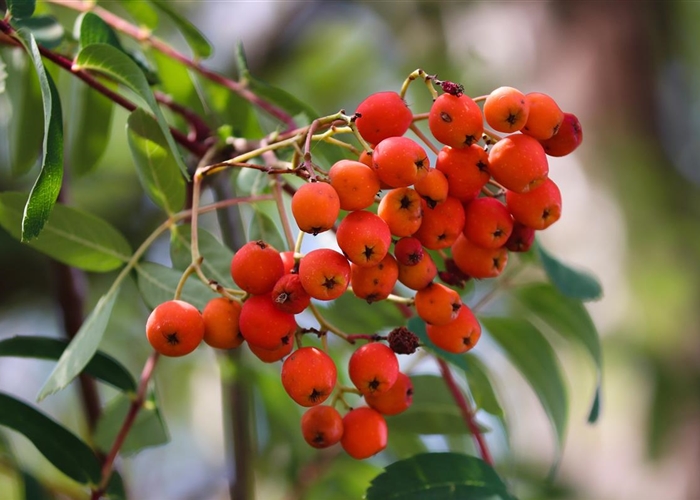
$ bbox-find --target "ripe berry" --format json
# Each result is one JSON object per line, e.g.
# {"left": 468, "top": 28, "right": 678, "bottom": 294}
{"left": 336, "top": 211, "right": 392, "bottom": 267}
{"left": 146, "top": 300, "right": 205, "bottom": 357}
{"left": 538, "top": 112, "right": 582, "bottom": 157}
{"left": 377, "top": 187, "right": 423, "bottom": 237}
{"left": 350, "top": 253, "right": 399, "bottom": 303}
{"left": 372, "top": 136, "right": 429, "bottom": 188}
{"left": 414, "top": 168, "right": 449, "bottom": 207}
{"left": 413, "top": 197, "right": 465, "bottom": 250}
{"left": 298, "top": 248, "right": 350, "bottom": 301}
{"left": 291, "top": 182, "right": 340, "bottom": 235}
{"left": 414, "top": 282, "right": 462, "bottom": 326}
{"left": 249, "top": 340, "right": 293, "bottom": 363}
{"left": 429, "top": 93, "right": 483, "bottom": 148}
{"left": 364, "top": 372, "right": 413, "bottom": 416}
{"left": 451, "top": 233, "right": 508, "bottom": 279}
{"left": 239, "top": 294, "right": 297, "bottom": 350}
{"left": 230, "top": 240, "right": 284, "bottom": 295}
{"left": 488, "top": 134, "right": 549, "bottom": 194}
{"left": 506, "top": 222, "right": 536, "bottom": 252}
{"left": 271, "top": 273, "right": 311, "bottom": 314}
{"left": 328, "top": 159, "right": 381, "bottom": 211}
{"left": 463, "top": 197, "right": 514, "bottom": 249}
{"left": 522, "top": 92, "right": 564, "bottom": 140}
{"left": 348, "top": 342, "right": 399, "bottom": 396}
{"left": 341, "top": 407, "right": 388, "bottom": 460}
{"left": 483, "top": 86, "right": 530, "bottom": 133}
{"left": 426, "top": 304, "right": 481, "bottom": 354}
{"left": 435, "top": 145, "right": 490, "bottom": 202}
{"left": 355, "top": 91, "right": 413, "bottom": 145}
{"left": 506, "top": 177, "right": 562, "bottom": 230}
{"left": 393, "top": 237, "right": 424, "bottom": 266}
{"left": 281, "top": 347, "right": 337, "bottom": 407}
{"left": 301, "top": 405, "right": 344, "bottom": 449}
{"left": 280, "top": 251, "right": 296, "bottom": 274}
{"left": 202, "top": 297, "right": 244, "bottom": 350}
{"left": 397, "top": 250, "right": 437, "bottom": 290}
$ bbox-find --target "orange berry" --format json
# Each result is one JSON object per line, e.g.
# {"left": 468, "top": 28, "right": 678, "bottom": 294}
{"left": 281, "top": 347, "right": 337, "bottom": 407}
{"left": 301, "top": 405, "right": 344, "bottom": 449}
{"left": 146, "top": 300, "right": 205, "bottom": 357}
{"left": 538, "top": 112, "right": 582, "bottom": 157}
{"left": 355, "top": 91, "right": 413, "bottom": 145}
{"left": 364, "top": 372, "right": 413, "bottom": 416}
{"left": 230, "top": 240, "right": 284, "bottom": 295}
{"left": 505, "top": 177, "right": 562, "bottom": 230}
{"left": 377, "top": 187, "right": 423, "bottom": 237}
{"left": 451, "top": 233, "right": 508, "bottom": 279}
{"left": 414, "top": 282, "right": 462, "bottom": 326}
{"left": 413, "top": 197, "right": 465, "bottom": 250}
{"left": 414, "top": 168, "right": 449, "bottom": 208}
{"left": 271, "top": 273, "right": 311, "bottom": 314}
{"left": 348, "top": 342, "right": 399, "bottom": 396}
{"left": 429, "top": 93, "right": 483, "bottom": 148}
{"left": 291, "top": 182, "right": 340, "bottom": 235}
{"left": 328, "top": 159, "right": 380, "bottom": 212}
{"left": 249, "top": 341, "right": 293, "bottom": 363}
{"left": 372, "top": 136, "right": 429, "bottom": 188}
{"left": 397, "top": 250, "right": 437, "bottom": 290}
{"left": 435, "top": 145, "right": 490, "bottom": 202}
{"left": 463, "top": 197, "right": 514, "bottom": 249}
{"left": 488, "top": 134, "right": 549, "bottom": 194}
{"left": 483, "top": 86, "right": 530, "bottom": 133}
{"left": 522, "top": 92, "right": 564, "bottom": 140}
{"left": 239, "top": 294, "right": 297, "bottom": 350}
{"left": 350, "top": 253, "right": 399, "bottom": 303}
{"left": 336, "top": 211, "right": 392, "bottom": 267}
{"left": 298, "top": 248, "right": 350, "bottom": 300}
{"left": 426, "top": 305, "right": 481, "bottom": 354}
{"left": 202, "top": 297, "right": 244, "bottom": 350}
{"left": 341, "top": 407, "right": 387, "bottom": 460}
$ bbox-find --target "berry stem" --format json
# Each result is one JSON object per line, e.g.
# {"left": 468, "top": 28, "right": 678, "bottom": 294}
{"left": 91, "top": 351, "right": 160, "bottom": 499}
{"left": 437, "top": 357, "right": 494, "bottom": 466}
{"left": 273, "top": 176, "right": 296, "bottom": 251}
{"left": 308, "top": 303, "right": 350, "bottom": 342}
{"left": 399, "top": 69, "right": 439, "bottom": 100}
{"left": 409, "top": 123, "right": 440, "bottom": 155}
{"left": 345, "top": 334, "right": 386, "bottom": 343}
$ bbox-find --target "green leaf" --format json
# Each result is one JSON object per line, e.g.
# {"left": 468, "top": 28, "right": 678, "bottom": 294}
{"left": 135, "top": 261, "right": 212, "bottom": 311}
{"left": 66, "top": 77, "right": 114, "bottom": 176}
{"left": 115, "top": 0, "right": 159, "bottom": 29}
{"left": 0, "top": 192, "right": 132, "bottom": 272}
{"left": 247, "top": 201, "right": 287, "bottom": 252}
{"left": 169, "top": 225, "right": 235, "bottom": 287}
{"left": 196, "top": 75, "right": 263, "bottom": 138}
{"left": 151, "top": 50, "right": 205, "bottom": 119}
{"left": 95, "top": 389, "right": 169, "bottom": 455}
{"left": 77, "top": 12, "right": 123, "bottom": 51}
{"left": 13, "top": 16, "right": 64, "bottom": 49}
{"left": 321, "top": 293, "right": 406, "bottom": 334}
{"left": 0, "top": 392, "right": 101, "bottom": 484}
{"left": 536, "top": 240, "right": 603, "bottom": 301}
{"left": 38, "top": 286, "right": 121, "bottom": 401}
{"left": 148, "top": 0, "right": 212, "bottom": 59}
{"left": 0, "top": 336, "right": 136, "bottom": 393}
{"left": 20, "top": 470, "right": 52, "bottom": 500}
{"left": 407, "top": 317, "right": 504, "bottom": 418}
{"left": 14, "top": 30, "right": 64, "bottom": 242}
{"left": 74, "top": 44, "right": 188, "bottom": 178}
{"left": 366, "top": 452, "right": 515, "bottom": 500}
{"left": 7, "top": 0, "right": 36, "bottom": 21}
{"left": 480, "top": 316, "right": 568, "bottom": 469}
{"left": 513, "top": 283, "right": 602, "bottom": 422}
{"left": 127, "top": 108, "right": 185, "bottom": 214}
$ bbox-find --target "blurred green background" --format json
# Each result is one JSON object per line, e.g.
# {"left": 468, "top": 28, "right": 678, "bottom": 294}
{"left": 1, "top": 1, "right": 700, "bottom": 499}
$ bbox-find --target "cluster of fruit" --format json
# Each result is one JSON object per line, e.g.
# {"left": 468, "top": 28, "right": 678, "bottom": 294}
{"left": 144, "top": 78, "right": 582, "bottom": 460}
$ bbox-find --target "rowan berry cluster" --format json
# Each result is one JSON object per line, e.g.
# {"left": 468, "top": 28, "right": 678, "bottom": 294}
{"left": 144, "top": 73, "right": 582, "bottom": 461}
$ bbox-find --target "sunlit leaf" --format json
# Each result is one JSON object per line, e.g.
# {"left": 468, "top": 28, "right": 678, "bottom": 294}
{"left": 536, "top": 240, "right": 603, "bottom": 301}
{"left": 14, "top": 30, "right": 63, "bottom": 242}
{"left": 0, "top": 192, "right": 132, "bottom": 272}
{"left": 74, "top": 44, "right": 187, "bottom": 177}
{"left": 366, "top": 452, "right": 516, "bottom": 500}
{"left": 513, "top": 283, "right": 602, "bottom": 422}
{"left": 148, "top": 0, "right": 212, "bottom": 59}
{"left": 77, "top": 12, "right": 122, "bottom": 51}
{"left": 127, "top": 108, "right": 185, "bottom": 214}
{"left": 115, "top": 0, "right": 159, "bottom": 29}
{"left": 38, "top": 287, "right": 121, "bottom": 401}
{"left": 0, "top": 336, "right": 136, "bottom": 392}
{"left": 13, "top": 16, "right": 64, "bottom": 49}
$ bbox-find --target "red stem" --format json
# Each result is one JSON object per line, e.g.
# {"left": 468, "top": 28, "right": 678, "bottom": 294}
{"left": 91, "top": 352, "right": 160, "bottom": 499}
{"left": 345, "top": 334, "right": 385, "bottom": 344}
{"left": 437, "top": 357, "right": 494, "bottom": 465}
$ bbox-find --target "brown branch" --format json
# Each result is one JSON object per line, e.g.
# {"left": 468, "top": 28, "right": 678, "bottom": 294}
{"left": 437, "top": 357, "right": 494, "bottom": 466}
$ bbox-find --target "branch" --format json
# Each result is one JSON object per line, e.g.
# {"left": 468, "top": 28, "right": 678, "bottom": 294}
{"left": 437, "top": 358, "right": 493, "bottom": 466}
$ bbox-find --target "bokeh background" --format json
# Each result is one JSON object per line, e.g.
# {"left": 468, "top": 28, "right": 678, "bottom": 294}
{"left": 1, "top": 1, "right": 700, "bottom": 499}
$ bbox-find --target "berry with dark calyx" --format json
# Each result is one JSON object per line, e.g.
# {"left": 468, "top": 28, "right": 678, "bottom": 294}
{"left": 291, "top": 181, "right": 340, "bottom": 235}
{"left": 377, "top": 187, "right": 423, "bottom": 237}
{"left": 505, "top": 177, "right": 562, "bottom": 230}
{"left": 429, "top": 93, "right": 483, "bottom": 149}
{"left": 463, "top": 197, "right": 514, "bottom": 250}
{"left": 365, "top": 372, "right": 413, "bottom": 416}
{"left": 538, "top": 112, "right": 583, "bottom": 157}
{"left": 522, "top": 92, "right": 564, "bottom": 140}
{"left": 451, "top": 233, "right": 509, "bottom": 279}
{"left": 488, "top": 134, "right": 549, "bottom": 194}
{"left": 387, "top": 326, "right": 420, "bottom": 355}
{"left": 397, "top": 250, "right": 437, "bottom": 290}
{"left": 350, "top": 253, "right": 399, "bottom": 304}
{"left": 249, "top": 340, "right": 293, "bottom": 363}
{"left": 271, "top": 273, "right": 311, "bottom": 314}
{"left": 372, "top": 136, "right": 430, "bottom": 188}
{"left": 355, "top": 91, "right": 413, "bottom": 145}
{"left": 336, "top": 210, "right": 392, "bottom": 268}
{"left": 435, "top": 145, "right": 490, "bottom": 203}
{"left": 414, "top": 282, "right": 462, "bottom": 326}
{"left": 298, "top": 248, "right": 351, "bottom": 301}
{"left": 239, "top": 294, "right": 297, "bottom": 350}
{"left": 281, "top": 347, "right": 337, "bottom": 407}
{"left": 301, "top": 405, "right": 344, "bottom": 449}
{"left": 483, "top": 86, "right": 530, "bottom": 133}
{"left": 146, "top": 300, "right": 205, "bottom": 357}
{"left": 414, "top": 168, "right": 449, "bottom": 207}
{"left": 393, "top": 237, "right": 424, "bottom": 266}
{"left": 505, "top": 222, "right": 535, "bottom": 252}
{"left": 328, "top": 159, "right": 381, "bottom": 211}
{"left": 348, "top": 342, "right": 399, "bottom": 396}
{"left": 426, "top": 304, "right": 482, "bottom": 354}
{"left": 230, "top": 240, "right": 284, "bottom": 295}
{"left": 413, "top": 197, "right": 465, "bottom": 250}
